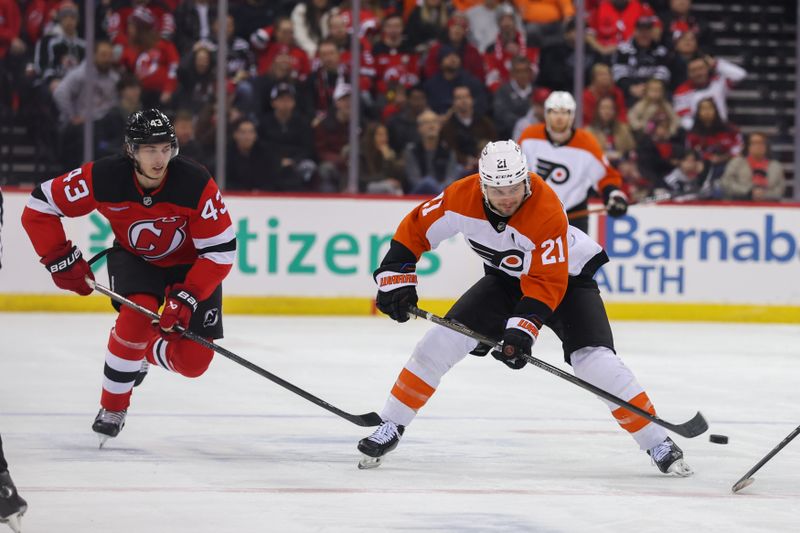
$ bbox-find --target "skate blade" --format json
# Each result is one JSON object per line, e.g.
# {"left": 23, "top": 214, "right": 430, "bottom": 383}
{"left": 358, "top": 455, "right": 383, "bottom": 470}
{"left": 732, "top": 478, "right": 754, "bottom": 493}
{"left": 97, "top": 434, "right": 111, "bottom": 449}
{"left": 667, "top": 459, "right": 693, "bottom": 477}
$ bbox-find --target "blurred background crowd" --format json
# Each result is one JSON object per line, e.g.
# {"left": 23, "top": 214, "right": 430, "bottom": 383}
{"left": 0, "top": 0, "right": 796, "bottom": 202}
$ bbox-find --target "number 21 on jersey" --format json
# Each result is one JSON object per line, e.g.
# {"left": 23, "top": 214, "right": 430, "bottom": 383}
{"left": 541, "top": 237, "right": 565, "bottom": 265}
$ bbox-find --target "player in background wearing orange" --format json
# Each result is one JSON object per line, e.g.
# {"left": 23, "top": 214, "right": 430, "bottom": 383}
{"left": 518, "top": 91, "right": 629, "bottom": 233}
{"left": 21, "top": 110, "right": 236, "bottom": 447}
{"left": 357, "top": 140, "right": 691, "bottom": 477}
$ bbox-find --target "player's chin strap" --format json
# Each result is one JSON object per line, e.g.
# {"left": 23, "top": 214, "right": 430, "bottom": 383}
{"left": 82, "top": 275, "right": 381, "bottom": 428}
{"left": 406, "top": 305, "right": 709, "bottom": 439}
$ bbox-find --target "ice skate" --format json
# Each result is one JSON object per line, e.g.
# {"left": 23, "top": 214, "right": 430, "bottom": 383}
{"left": 0, "top": 470, "right": 27, "bottom": 533}
{"left": 133, "top": 360, "right": 149, "bottom": 387}
{"left": 357, "top": 421, "right": 404, "bottom": 469}
{"left": 648, "top": 437, "right": 693, "bottom": 477}
{"left": 92, "top": 408, "right": 127, "bottom": 448}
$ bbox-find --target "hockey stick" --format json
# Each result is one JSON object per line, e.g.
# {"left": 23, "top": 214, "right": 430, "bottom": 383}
{"left": 85, "top": 278, "right": 382, "bottom": 428}
{"left": 567, "top": 191, "right": 700, "bottom": 221}
{"left": 408, "top": 306, "right": 708, "bottom": 439}
{"left": 731, "top": 424, "right": 800, "bottom": 493}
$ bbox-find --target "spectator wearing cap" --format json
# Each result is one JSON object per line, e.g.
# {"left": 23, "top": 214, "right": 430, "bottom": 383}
{"left": 372, "top": 14, "right": 421, "bottom": 97}
{"left": 290, "top": 0, "right": 333, "bottom": 58}
{"left": 484, "top": 8, "right": 539, "bottom": 94}
{"left": 673, "top": 53, "right": 746, "bottom": 131}
{"left": 259, "top": 82, "right": 317, "bottom": 191}
{"left": 493, "top": 55, "right": 537, "bottom": 139}
{"left": 314, "top": 82, "right": 354, "bottom": 192}
{"left": 720, "top": 132, "right": 786, "bottom": 201}
{"left": 537, "top": 17, "right": 597, "bottom": 92}
{"left": 587, "top": 0, "right": 660, "bottom": 59}
{"left": 253, "top": 51, "right": 311, "bottom": 119}
{"left": 405, "top": 0, "right": 451, "bottom": 51}
{"left": 423, "top": 46, "right": 486, "bottom": 116}
{"left": 611, "top": 14, "right": 671, "bottom": 107}
{"left": 583, "top": 63, "right": 626, "bottom": 126}
{"left": 174, "top": 0, "right": 217, "bottom": 55}
{"left": 118, "top": 6, "right": 180, "bottom": 108}
{"left": 441, "top": 85, "right": 496, "bottom": 173}
{"left": 512, "top": 86, "right": 549, "bottom": 141}
{"left": 32, "top": 1, "right": 85, "bottom": 98}
{"left": 105, "top": 0, "right": 175, "bottom": 45}
{"left": 403, "top": 109, "right": 459, "bottom": 195}
{"left": 226, "top": 117, "right": 272, "bottom": 191}
{"left": 53, "top": 40, "right": 119, "bottom": 169}
{"left": 424, "top": 12, "right": 484, "bottom": 82}
{"left": 386, "top": 85, "right": 428, "bottom": 154}
{"left": 513, "top": 0, "right": 575, "bottom": 48}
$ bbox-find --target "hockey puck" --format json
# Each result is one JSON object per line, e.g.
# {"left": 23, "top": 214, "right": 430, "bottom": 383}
{"left": 709, "top": 434, "right": 729, "bottom": 444}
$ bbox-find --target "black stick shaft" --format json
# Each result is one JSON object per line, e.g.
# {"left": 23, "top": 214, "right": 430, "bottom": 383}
{"left": 732, "top": 424, "right": 800, "bottom": 493}
{"left": 408, "top": 306, "right": 708, "bottom": 439}
{"left": 88, "top": 279, "right": 381, "bottom": 427}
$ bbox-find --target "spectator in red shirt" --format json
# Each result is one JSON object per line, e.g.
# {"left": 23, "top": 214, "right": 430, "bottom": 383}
{"left": 424, "top": 12, "right": 484, "bottom": 83}
{"left": 314, "top": 82, "right": 353, "bottom": 192}
{"left": 0, "top": 0, "right": 25, "bottom": 109}
{"left": 118, "top": 7, "right": 180, "bottom": 108}
{"left": 587, "top": 0, "right": 659, "bottom": 59}
{"left": 106, "top": 0, "right": 175, "bottom": 45}
{"left": 372, "top": 13, "right": 420, "bottom": 95}
{"left": 325, "top": 12, "right": 375, "bottom": 93}
{"left": 484, "top": 8, "right": 539, "bottom": 93}
{"left": 251, "top": 17, "right": 311, "bottom": 80}
{"left": 686, "top": 97, "right": 742, "bottom": 182}
{"left": 720, "top": 132, "right": 786, "bottom": 201}
{"left": 583, "top": 63, "right": 626, "bottom": 126}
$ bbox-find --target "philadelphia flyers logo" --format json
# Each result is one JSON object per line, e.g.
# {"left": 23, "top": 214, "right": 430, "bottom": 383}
{"left": 536, "top": 158, "right": 571, "bottom": 185}
{"left": 128, "top": 217, "right": 187, "bottom": 261}
{"left": 467, "top": 239, "right": 525, "bottom": 272}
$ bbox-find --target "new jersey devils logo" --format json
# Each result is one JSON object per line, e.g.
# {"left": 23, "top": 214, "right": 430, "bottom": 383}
{"left": 128, "top": 217, "right": 187, "bottom": 261}
{"left": 536, "top": 158, "right": 571, "bottom": 185}
{"left": 467, "top": 239, "right": 526, "bottom": 272}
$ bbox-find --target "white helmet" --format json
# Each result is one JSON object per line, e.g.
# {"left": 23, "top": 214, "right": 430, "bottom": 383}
{"left": 544, "top": 90, "right": 576, "bottom": 134}
{"left": 478, "top": 140, "right": 530, "bottom": 211}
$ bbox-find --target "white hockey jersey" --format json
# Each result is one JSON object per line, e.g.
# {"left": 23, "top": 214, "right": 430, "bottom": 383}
{"left": 517, "top": 123, "right": 622, "bottom": 211}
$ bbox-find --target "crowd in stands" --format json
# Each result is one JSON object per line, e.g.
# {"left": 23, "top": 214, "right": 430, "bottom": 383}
{"left": 0, "top": 0, "right": 787, "bottom": 200}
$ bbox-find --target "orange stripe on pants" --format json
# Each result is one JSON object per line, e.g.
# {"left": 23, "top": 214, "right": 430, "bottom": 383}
{"left": 612, "top": 392, "right": 656, "bottom": 433}
{"left": 391, "top": 368, "right": 436, "bottom": 411}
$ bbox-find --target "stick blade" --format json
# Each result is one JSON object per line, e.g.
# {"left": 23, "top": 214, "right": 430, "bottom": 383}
{"left": 669, "top": 411, "right": 709, "bottom": 438}
{"left": 349, "top": 411, "right": 383, "bottom": 427}
{"left": 732, "top": 477, "right": 755, "bottom": 494}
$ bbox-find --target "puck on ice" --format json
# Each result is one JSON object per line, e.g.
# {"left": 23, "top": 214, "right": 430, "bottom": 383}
{"left": 709, "top": 434, "right": 729, "bottom": 444}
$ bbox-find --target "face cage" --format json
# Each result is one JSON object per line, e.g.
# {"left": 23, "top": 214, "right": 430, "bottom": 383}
{"left": 480, "top": 175, "right": 531, "bottom": 216}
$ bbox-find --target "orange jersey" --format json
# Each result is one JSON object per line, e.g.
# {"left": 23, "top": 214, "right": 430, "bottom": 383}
{"left": 393, "top": 173, "right": 569, "bottom": 313}
{"left": 518, "top": 123, "right": 622, "bottom": 211}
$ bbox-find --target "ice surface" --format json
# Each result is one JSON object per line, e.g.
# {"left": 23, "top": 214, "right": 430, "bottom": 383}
{"left": 1, "top": 314, "right": 798, "bottom": 532}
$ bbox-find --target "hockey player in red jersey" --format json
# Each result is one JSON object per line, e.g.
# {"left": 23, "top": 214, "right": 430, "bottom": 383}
{"left": 357, "top": 140, "right": 691, "bottom": 476}
{"left": 21, "top": 109, "right": 236, "bottom": 447}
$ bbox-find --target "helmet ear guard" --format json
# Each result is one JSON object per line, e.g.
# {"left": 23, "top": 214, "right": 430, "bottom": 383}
{"left": 478, "top": 140, "right": 531, "bottom": 215}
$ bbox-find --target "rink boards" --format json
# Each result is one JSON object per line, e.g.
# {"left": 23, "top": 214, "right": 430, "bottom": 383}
{"left": 1, "top": 190, "right": 799, "bottom": 322}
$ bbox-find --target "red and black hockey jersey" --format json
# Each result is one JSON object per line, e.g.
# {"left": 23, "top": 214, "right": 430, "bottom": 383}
{"left": 21, "top": 154, "right": 235, "bottom": 301}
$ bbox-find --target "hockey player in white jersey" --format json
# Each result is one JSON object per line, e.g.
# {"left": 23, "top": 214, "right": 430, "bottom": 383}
{"left": 518, "top": 91, "right": 629, "bottom": 233}
{"left": 357, "top": 140, "right": 692, "bottom": 477}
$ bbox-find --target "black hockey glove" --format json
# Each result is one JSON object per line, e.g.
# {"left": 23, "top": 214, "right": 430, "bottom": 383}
{"left": 491, "top": 317, "right": 540, "bottom": 370}
{"left": 603, "top": 187, "right": 629, "bottom": 217}
{"left": 374, "top": 263, "right": 418, "bottom": 323}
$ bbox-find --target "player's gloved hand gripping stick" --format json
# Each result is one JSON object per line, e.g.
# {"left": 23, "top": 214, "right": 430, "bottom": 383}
{"left": 407, "top": 306, "right": 709, "bottom": 439}
{"left": 83, "top": 267, "right": 381, "bottom": 427}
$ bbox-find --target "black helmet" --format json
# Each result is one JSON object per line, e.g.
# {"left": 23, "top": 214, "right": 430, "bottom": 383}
{"left": 124, "top": 108, "right": 179, "bottom": 156}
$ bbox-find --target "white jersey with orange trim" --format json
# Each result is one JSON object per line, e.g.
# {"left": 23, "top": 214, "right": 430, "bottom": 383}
{"left": 392, "top": 173, "right": 603, "bottom": 312}
{"left": 517, "top": 123, "right": 622, "bottom": 211}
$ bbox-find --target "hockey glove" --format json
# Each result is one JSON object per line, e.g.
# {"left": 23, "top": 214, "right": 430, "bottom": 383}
{"left": 159, "top": 285, "right": 198, "bottom": 341}
{"left": 492, "top": 317, "right": 540, "bottom": 370}
{"left": 40, "top": 241, "right": 94, "bottom": 296}
{"left": 603, "top": 187, "right": 629, "bottom": 217}
{"left": 374, "top": 263, "right": 418, "bottom": 323}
